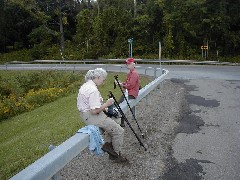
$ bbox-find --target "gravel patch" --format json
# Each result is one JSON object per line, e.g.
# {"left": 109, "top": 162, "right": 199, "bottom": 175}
{"left": 60, "top": 79, "right": 185, "bottom": 180}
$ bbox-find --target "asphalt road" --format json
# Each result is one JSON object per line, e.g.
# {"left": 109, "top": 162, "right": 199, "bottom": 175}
{"left": 1, "top": 64, "right": 239, "bottom": 179}
{"left": 132, "top": 64, "right": 240, "bottom": 179}
{"left": 161, "top": 65, "right": 240, "bottom": 180}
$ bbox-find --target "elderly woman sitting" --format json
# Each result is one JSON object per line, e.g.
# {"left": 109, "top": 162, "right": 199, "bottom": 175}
{"left": 77, "top": 68, "right": 128, "bottom": 163}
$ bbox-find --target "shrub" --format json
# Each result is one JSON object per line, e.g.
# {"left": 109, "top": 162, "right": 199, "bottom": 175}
{"left": 0, "top": 50, "right": 33, "bottom": 64}
{"left": 25, "top": 88, "right": 66, "bottom": 107}
{"left": 0, "top": 71, "right": 84, "bottom": 121}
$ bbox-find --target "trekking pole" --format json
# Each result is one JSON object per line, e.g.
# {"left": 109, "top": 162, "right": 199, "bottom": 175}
{"left": 109, "top": 91, "right": 147, "bottom": 151}
{"left": 114, "top": 75, "right": 144, "bottom": 138}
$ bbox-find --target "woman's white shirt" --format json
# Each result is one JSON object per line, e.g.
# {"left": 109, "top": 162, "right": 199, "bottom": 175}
{"left": 77, "top": 80, "right": 103, "bottom": 112}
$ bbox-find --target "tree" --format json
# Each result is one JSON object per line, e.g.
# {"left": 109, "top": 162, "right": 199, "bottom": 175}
{"left": 0, "top": 0, "right": 6, "bottom": 51}
{"left": 0, "top": 0, "right": 239, "bottom": 60}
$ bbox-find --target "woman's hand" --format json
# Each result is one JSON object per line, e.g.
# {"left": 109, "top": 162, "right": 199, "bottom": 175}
{"left": 90, "top": 98, "right": 114, "bottom": 115}
{"left": 115, "top": 80, "right": 123, "bottom": 86}
{"left": 106, "top": 98, "right": 114, "bottom": 106}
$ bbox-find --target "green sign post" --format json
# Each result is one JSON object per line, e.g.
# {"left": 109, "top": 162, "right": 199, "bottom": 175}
{"left": 128, "top": 38, "right": 133, "bottom": 57}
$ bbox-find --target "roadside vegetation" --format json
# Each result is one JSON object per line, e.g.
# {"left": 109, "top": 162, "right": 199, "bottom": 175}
{"left": 0, "top": 1, "right": 239, "bottom": 64}
{"left": 0, "top": 70, "right": 151, "bottom": 179}
{"left": 0, "top": 70, "right": 84, "bottom": 121}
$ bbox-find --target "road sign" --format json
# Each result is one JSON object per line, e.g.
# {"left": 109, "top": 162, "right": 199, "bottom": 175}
{"left": 128, "top": 38, "right": 133, "bottom": 57}
{"left": 201, "top": 45, "right": 208, "bottom": 50}
{"left": 128, "top": 38, "right": 133, "bottom": 43}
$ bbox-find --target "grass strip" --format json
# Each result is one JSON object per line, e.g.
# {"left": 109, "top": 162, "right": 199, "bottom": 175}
{"left": 0, "top": 93, "right": 82, "bottom": 179}
{"left": 0, "top": 72, "right": 151, "bottom": 179}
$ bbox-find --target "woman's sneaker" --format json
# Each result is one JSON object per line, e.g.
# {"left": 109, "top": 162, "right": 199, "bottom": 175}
{"left": 102, "top": 142, "right": 118, "bottom": 157}
{"left": 120, "top": 118, "right": 125, "bottom": 127}
{"left": 109, "top": 154, "right": 118, "bottom": 160}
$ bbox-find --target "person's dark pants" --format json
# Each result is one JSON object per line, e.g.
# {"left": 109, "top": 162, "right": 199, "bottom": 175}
{"left": 118, "top": 95, "right": 136, "bottom": 127}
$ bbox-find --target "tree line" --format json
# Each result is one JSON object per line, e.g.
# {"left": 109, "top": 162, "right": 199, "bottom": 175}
{"left": 0, "top": 0, "right": 239, "bottom": 62}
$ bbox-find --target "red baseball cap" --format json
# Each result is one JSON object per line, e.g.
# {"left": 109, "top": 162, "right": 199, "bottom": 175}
{"left": 125, "top": 58, "right": 134, "bottom": 64}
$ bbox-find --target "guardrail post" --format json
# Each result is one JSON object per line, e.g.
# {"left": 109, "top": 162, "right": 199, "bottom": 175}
{"left": 145, "top": 95, "right": 149, "bottom": 106}
{"left": 154, "top": 67, "right": 157, "bottom": 78}
{"left": 49, "top": 145, "right": 61, "bottom": 180}
{"left": 156, "top": 68, "right": 162, "bottom": 90}
{"left": 145, "top": 68, "right": 147, "bottom": 75}
{"left": 132, "top": 106, "right": 136, "bottom": 117}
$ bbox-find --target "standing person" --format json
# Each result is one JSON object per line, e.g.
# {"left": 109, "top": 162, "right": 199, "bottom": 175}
{"left": 117, "top": 58, "right": 140, "bottom": 127}
{"left": 77, "top": 68, "right": 128, "bottom": 163}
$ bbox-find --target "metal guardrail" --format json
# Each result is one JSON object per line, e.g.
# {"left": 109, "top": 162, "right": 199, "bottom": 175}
{"left": 10, "top": 69, "right": 169, "bottom": 180}
{"left": 4, "top": 59, "right": 238, "bottom": 66}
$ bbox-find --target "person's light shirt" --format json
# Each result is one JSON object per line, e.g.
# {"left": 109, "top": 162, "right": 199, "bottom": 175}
{"left": 77, "top": 80, "right": 103, "bottom": 112}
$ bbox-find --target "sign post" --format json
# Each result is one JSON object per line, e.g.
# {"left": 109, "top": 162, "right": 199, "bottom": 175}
{"left": 159, "top": 42, "right": 162, "bottom": 75}
{"left": 128, "top": 38, "right": 133, "bottom": 57}
{"left": 201, "top": 45, "right": 208, "bottom": 59}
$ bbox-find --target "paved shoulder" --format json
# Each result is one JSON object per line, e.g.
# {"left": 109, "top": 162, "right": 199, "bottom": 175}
{"left": 168, "top": 79, "right": 240, "bottom": 180}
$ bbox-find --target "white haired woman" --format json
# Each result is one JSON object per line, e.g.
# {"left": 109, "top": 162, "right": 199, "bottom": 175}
{"left": 77, "top": 68, "right": 128, "bottom": 163}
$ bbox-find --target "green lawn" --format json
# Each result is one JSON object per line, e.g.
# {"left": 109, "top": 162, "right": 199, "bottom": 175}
{"left": 0, "top": 72, "right": 151, "bottom": 179}
{"left": 0, "top": 93, "right": 82, "bottom": 179}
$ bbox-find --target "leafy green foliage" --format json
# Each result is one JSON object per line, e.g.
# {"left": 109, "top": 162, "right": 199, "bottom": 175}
{"left": 0, "top": 70, "right": 84, "bottom": 121}
{"left": 0, "top": 49, "right": 32, "bottom": 63}
{"left": 0, "top": 0, "right": 239, "bottom": 61}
